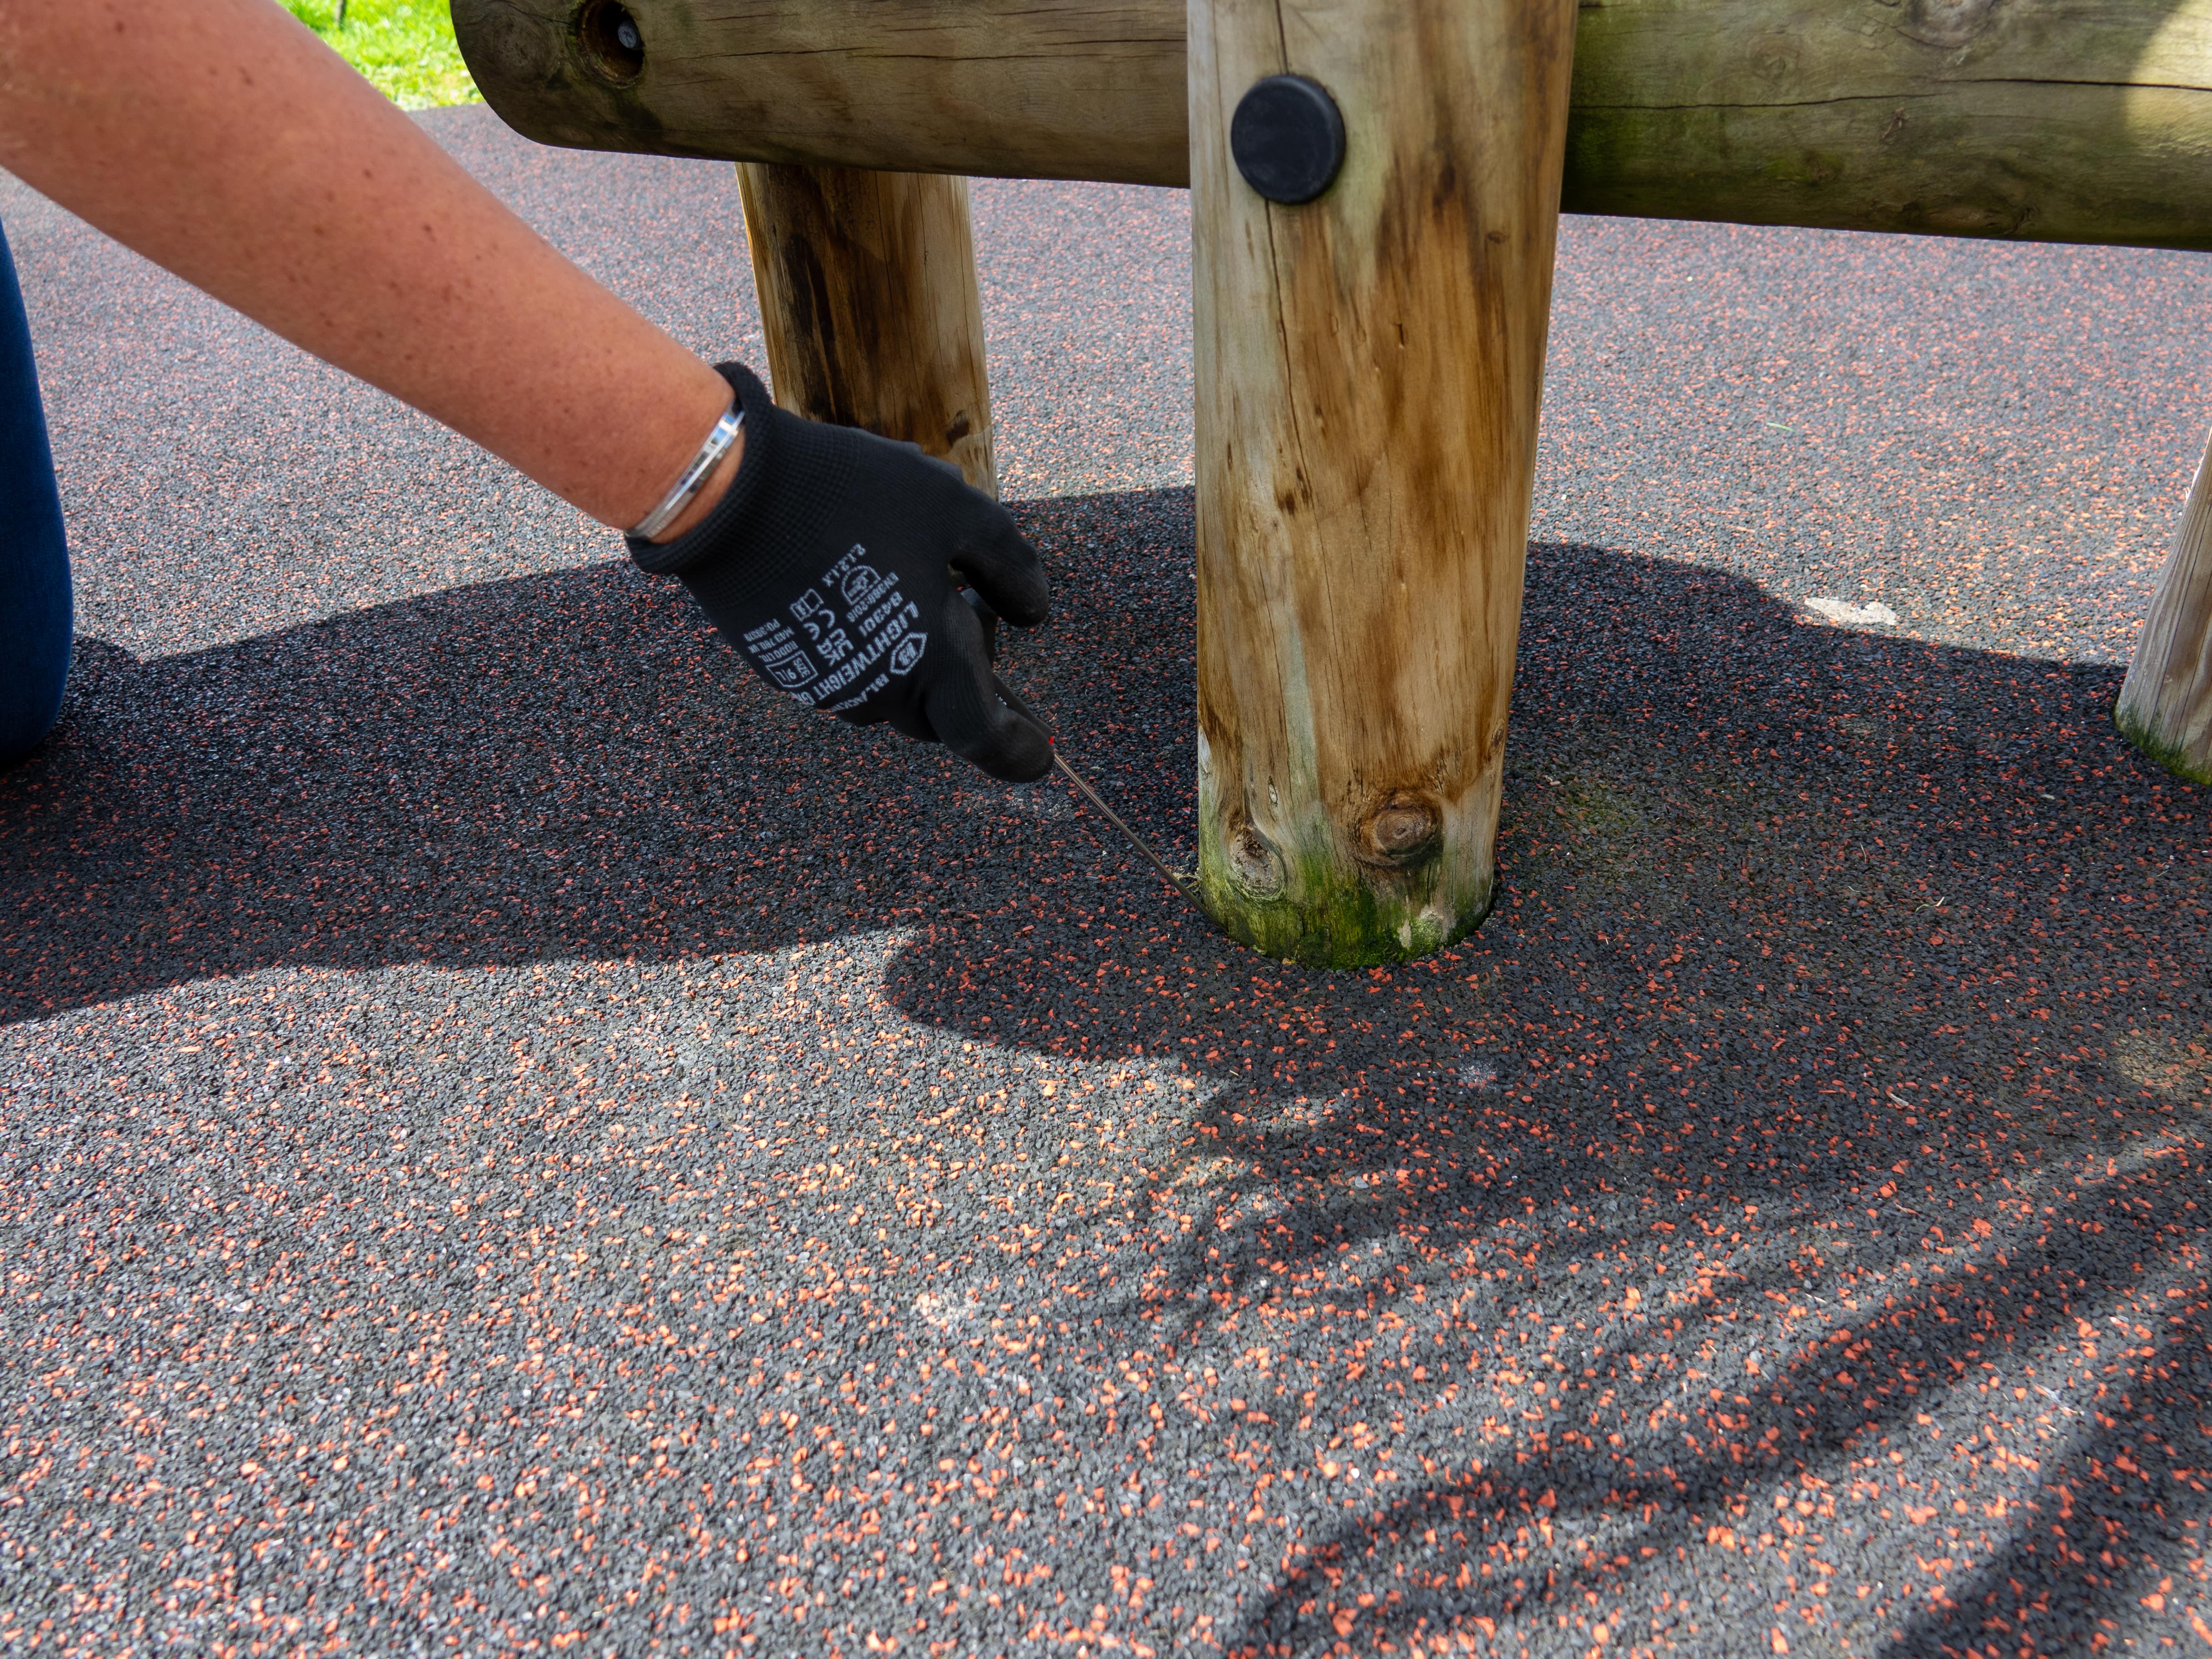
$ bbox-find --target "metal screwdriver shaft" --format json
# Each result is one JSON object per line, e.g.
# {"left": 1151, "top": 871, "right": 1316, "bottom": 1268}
{"left": 1051, "top": 750, "right": 1210, "bottom": 920}
{"left": 968, "top": 597, "right": 1208, "bottom": 922}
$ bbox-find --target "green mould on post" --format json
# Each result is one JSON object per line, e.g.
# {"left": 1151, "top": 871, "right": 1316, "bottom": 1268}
{"left": 1193, "top": 753, "right": 1504, "bottom": 970}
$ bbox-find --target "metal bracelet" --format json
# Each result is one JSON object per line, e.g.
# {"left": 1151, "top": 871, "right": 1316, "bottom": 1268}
{"left": 626, "top": 402, "right": 744, "bottom": 541}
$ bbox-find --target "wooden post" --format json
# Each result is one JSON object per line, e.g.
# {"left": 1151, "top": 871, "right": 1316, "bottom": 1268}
{"left": 1187, "top": 0, "right": 1577, "bottom": 965}
{"left": 2116, "top": 430, "right": 2212, "bottom": 784}
{"left": 735, "top": 164, "right": 998, "bottom": 495}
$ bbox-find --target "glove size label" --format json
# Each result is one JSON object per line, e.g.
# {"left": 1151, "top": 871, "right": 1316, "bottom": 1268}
{"left": 740, "top": 543, "right": 925, "bottom": 712}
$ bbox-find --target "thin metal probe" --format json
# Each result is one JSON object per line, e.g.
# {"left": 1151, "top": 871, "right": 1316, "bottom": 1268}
{"left": 977, "top": 642, "right": 1209, "bottom": 922}
{"left": 1051, "top": 749, "right": 1210, "bottom": 920}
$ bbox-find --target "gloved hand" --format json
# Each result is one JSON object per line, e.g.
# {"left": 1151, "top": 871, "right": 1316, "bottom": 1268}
{"left": 629, "top": 363, "right": 1053, "bottom": 782}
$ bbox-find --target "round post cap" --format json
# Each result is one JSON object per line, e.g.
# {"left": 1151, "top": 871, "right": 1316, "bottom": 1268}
{"left": 1230, "top": 74, "right": 1347, "bottom": 205}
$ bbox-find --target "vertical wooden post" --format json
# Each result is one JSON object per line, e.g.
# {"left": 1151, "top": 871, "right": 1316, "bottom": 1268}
{"left": 2117, "top": 428, "right": 2212, "bottom": 784}
{"left": 1189, "top": 0, "right": 1579, "bottom": 965}
{"left": 735, "top": 165, "right": 998, "bottom": 496}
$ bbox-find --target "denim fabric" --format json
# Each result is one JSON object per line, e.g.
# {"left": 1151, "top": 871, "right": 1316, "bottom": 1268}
{"left": 0, "top": 218, "right": 69, "bottom": 766}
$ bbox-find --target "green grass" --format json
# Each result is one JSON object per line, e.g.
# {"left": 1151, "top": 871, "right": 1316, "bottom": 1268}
{"left": 286, "top": 0, "right": 481, "bottom": 110}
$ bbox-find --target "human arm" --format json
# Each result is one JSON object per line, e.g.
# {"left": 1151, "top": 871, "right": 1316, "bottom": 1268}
{"left": 0, "top": 0, "right": 1053, "bottom": 774}
{"left": 0, "top": 0, "right": 734, "bottom": 536}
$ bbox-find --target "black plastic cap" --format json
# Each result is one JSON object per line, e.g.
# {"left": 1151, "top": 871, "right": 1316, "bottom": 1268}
{"left": 1229, "top": 75, "right": 1346, "bottom": 205}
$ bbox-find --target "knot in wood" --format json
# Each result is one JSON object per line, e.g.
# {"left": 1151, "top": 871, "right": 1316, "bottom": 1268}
{"left": 1355, "top": 796, "right": 1441, "bottom": 869}
{"left": 1899, "top": 0, "right": 1998, "bottom": 49}
{"left": 1226, "top": 825, "right": 1287, "bottom": 898}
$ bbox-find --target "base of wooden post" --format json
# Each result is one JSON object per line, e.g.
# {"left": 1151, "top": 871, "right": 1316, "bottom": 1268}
{"left": 735, "top": 163, "right": 998, "bottom": 495}
{"left": 2117, "top": 429, "right": 2212, "bottom": 785}
{"left": 1194, "top": 770, "right": 1505, "bottom": 965}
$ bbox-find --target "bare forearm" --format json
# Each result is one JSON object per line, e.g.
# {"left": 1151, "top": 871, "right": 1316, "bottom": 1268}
{"left": 0, "top": 0, "right": 734, "bottom": 530}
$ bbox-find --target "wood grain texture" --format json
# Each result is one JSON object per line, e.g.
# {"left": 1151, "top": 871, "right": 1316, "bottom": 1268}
{"left": 1190, "top": 0, "right": 1577, "bottom": 965}
{"left": 2116, "top": 430, "right": 2212, "bottom": 783}
{"left": 455, "top": 0, "right": 1188, "bottom": 185}
{"left": 736, "top": 164, "right": 997, "bottom": 495}
{"left": 456, "top": 0, "right": 2212, "bottom": 248}
{"left": 1565, "top": 0, "right": 2212, "bottom": 247}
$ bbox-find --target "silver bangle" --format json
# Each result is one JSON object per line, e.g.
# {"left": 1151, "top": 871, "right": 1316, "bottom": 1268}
{"left": 627, "top": 402, "right": 744, "bottom": 541}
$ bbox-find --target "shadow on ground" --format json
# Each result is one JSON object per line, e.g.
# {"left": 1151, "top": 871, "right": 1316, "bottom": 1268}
{"left": 879, "top": 504, "right": 2212, "bottom": 1656}
{"left": 4, "top": 487, "right": 2209, "bottom": 1653}
{"left": 0, "top": 491, "right": 1201, "bottom": 1026}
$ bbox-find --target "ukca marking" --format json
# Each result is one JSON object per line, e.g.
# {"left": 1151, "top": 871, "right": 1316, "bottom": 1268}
{"left": 789, "top": 587, "right": 855, "bottom": 666}
{"left": 740, "top": 544, "right": 924, "bottom": 709}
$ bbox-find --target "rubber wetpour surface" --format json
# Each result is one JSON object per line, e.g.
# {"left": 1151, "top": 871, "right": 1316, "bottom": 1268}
{"left": 3, "top": 107, "right": 2211, "bottom": 1657}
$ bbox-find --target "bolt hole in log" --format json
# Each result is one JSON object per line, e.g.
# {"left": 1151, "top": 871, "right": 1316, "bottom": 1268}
{"left": 573, "top": 0, "right": 644, "bottom": 85}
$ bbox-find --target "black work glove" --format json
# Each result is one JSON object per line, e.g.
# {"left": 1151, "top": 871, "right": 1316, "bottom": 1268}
{"left": 628, "top": 363, "right": 1053, "bottom": 782}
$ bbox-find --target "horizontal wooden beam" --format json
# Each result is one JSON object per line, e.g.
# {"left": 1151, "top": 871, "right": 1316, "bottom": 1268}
{"left": 455, "top": 0, "right": 2212, "bottom": 248}
{"left": 455, "top": 1, "right": 1188, "bottom": 186}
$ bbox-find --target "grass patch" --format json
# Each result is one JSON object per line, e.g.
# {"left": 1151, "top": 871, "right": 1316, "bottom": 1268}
{"left": 285, "top": 0, "right": 480, "bottom": 110}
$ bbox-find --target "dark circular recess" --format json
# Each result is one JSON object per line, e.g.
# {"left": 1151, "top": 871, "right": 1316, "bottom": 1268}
{"left": 575, "top": 0, "right": 645, "bottom": 83}
{"left": 1229, "top": 75, "right": 1346, "bottom": 205}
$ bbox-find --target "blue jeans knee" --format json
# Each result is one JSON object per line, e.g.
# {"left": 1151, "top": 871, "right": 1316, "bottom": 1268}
{"left": 0, "top": 217, "right": 70, "bottom": 767}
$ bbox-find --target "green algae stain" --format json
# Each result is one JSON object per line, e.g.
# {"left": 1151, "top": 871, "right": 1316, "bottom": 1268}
{"left": 2116, "top": 700, "right": 2212, "bottom": 787}
{"left": 1194, "top": 819, "right": 1496, "bottom": 969}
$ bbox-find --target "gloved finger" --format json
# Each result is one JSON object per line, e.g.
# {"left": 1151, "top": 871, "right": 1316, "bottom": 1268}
{"left": 987, "top": 669, "right": 1052, "bottom": 734}
{"left": 881, "top": 699, "right": 938, "bottom": 743}
{"left": 959, "top": 596, "right": 1063, "bottom": 749}
{"left": 961, "top": 587, "right": 1000, "bottom": 663}
{"left": 922, "top": 591, "right": 1053, "bottom": 782}
{"left": 948, "top": 501, "right": 1049, "bottom": 628}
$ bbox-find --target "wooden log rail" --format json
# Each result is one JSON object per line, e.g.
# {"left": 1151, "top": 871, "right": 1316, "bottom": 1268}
{"left": 456, "top": 0, "right": 2212, "bottom": 250}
